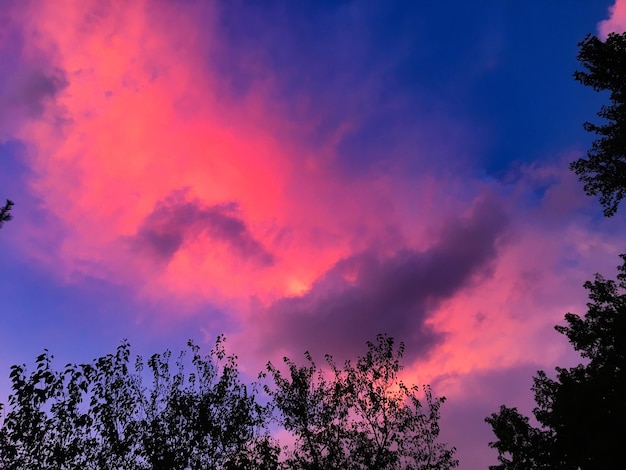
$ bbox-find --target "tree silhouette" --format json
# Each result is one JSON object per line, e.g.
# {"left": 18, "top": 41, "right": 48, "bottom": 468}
{"left": 0, "top": 336, "right": 279, "bottom": 469}
{"left": 265, "top": 334, "right": 458, "bottom": 470}
{"left": 485, "top": 255, "right": 626, "bottom": 469}
{"left": 0, "top": 199, "right": 13, "bottom": 229}
{"left": 1, "top": 335, "right": 457, "bottom": 469}
{"left": 571, "top": 32, "right": 626, "bottom": 216}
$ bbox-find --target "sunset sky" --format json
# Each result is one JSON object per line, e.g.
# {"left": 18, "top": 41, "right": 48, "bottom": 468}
{"left": 1, "top": 0, "right": 626, "bottom": 467}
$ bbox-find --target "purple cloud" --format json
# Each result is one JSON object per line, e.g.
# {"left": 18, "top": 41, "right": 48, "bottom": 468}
{"left": 0, "top": 10, "right": 68, "bottom": 135}
{"left": 11, "top": 68, "right": 68, "bottom": 118}
{"left": 260, "top": 197, "right": 509, "bottom": 362}
{"left": 131, "top": 190, "right": 275, "bottom": 267}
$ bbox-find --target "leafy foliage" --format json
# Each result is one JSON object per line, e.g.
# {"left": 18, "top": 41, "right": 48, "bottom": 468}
{"left": 265, "top": 334, "right": 458, "bottom": 470}
{"left": 0, "top": 199, "right": 13, "bottom": 229}
{"left": 571, "top": 32, "right": 626, "bottom": 216}
{"left": 485, "top": 406, "right": 555, "bottom": 470}
{"left": 486, "top": 255, "right": 626, "bottom": 469}
{"left": 1, "top": 335, "right": 455, "bottom": 469}
{"left": 0, "top": 335, "right": 278, "bottom": 469}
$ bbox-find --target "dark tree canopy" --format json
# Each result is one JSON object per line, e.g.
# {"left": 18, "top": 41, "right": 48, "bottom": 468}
{"left": 571, "top": 32, "right": 626, "bottom": 216}
{"left": 0, "top": 336, "right": 279, "bottom": 470}
{"left": 0, "top": 335, "right": 455, "bottom": 470}
{"left": 0, "top": 199, "right": 13, "bottom": 229}
{"left": 265, "top": 334, "right": 458, "bottom": 470}
{"left": 486, "top": 255, "right": 626, "bottom": 470}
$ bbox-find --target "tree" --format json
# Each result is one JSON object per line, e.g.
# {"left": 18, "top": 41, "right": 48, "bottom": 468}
{"left": 264, "top": 334, "right": 458, "bottom": 470}
{"left": 485, "top": 255, "right": 626, "bottom": 469}
{"left": 0, "top": 199, "right": 13, "bottom": 229}
{"left": 0, "top": 336, "right": 279, "bottom": 469}
{"left": 571, "top": 32, "right": 626, "bottom": 216}
{"left": 1, "top": 335, "right": 455, "bottom": 469}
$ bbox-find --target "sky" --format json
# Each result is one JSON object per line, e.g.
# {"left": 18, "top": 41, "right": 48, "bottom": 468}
{"left": 1, "top": 0, "right": 625, "bottom": 468}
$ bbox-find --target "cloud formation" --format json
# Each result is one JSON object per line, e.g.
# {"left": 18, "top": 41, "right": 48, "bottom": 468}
{"left": 259, "top": 197, "right": 509, "bottom": 361}
{"left": 132, "top": 190, "right": 274, "bottom": 267}
{"left": 599, "top": 0, "right": 626, "bottom": 37}
{"left": 0, "top": 5, "right": 68, "bottom": 137}
{"left": 3, "top": 2, "right": 626, "bottom": 469}
{"left": 3, "top": 0, "right": 623, "bottom": 364}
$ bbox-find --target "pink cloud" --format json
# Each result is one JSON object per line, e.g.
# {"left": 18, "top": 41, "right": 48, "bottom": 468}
{"left": 599, "top": 0, "right": 626, "bottom": 37}
{"left": 251, "top": 195, "right": 509, "bottom": 363}
{"left": 4, "top": 1, "right": 626, "bottom": 435}
{"left": 0, "top": 1, "right": 440, "bottom": 316}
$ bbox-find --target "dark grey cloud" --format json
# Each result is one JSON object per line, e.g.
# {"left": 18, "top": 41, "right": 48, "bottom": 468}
{"left": 261, "top": 197, "right": 508, "bottom": 362}
{"left": 12, "top": 68, "right": 68, "bottom": 118}
{"left": 0, "top": 12, "right": 68, "bottom": 134}
{"left": 131, "top": 190, "right": 274, "bottom": 267}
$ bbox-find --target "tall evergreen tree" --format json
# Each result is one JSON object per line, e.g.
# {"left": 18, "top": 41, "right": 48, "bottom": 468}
{"left": 486, "top": 256, "right": 626, "bottom": 469}
{"left": 571, "top": 32, "right": 626, "bottom": 216}
{"left": 487, "top": 30, "right": 626, "bottom": 468}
